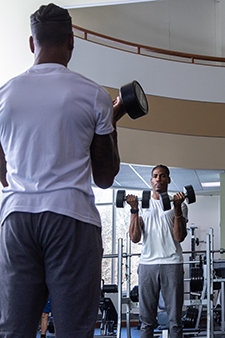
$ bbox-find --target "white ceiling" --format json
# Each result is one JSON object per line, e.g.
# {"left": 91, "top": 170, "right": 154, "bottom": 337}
{"left": 92, "top": 163, "right": 224, "bottom": 196}
{"left": 111, "top": 163, "right": 224, "bottom": 195}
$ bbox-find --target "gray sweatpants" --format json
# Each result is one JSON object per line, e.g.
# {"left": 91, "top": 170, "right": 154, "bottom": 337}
{"left": 0, "top": 211, "right": 103, "bottom": 338}
{"left": 138, "top": 263, "right": 184, "bottom": 338}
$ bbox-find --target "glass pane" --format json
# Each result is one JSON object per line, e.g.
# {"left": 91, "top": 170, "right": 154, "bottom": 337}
{"left": 97, "top": 204, "right": 113, "bottom": 284}
{"left": 114, "top": 189, "right": 143, "bottom": 289}
{"left": 115, "top": 189, "right": 143, "bottom": 251}
{"left": 102, "top": 257, "right": 113, "bottom": 285}
{"left": 93, "top": 187, "right": 113, "bottom": 204}
{"left": 96, "top": 204, "right": 113, "bottom": 255}
{"left": 130, "top": 242, "right": 141, "bottom": 288}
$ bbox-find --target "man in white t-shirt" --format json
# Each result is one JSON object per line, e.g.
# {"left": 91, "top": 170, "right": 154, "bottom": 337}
{"left": 127, "top": 165, "right": 188, "bottom": 338}
{"left": 0, "top": 4, "right": 126, "bottom": 338}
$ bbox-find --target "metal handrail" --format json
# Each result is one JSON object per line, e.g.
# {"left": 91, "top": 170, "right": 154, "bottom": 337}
{"left": 72, "top": 24, "right": 225, "bottom": 67}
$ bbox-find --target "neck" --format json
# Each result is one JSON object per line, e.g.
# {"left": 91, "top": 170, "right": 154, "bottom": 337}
{"left": 152, "top": 192, "right": 160, "bottom": 200}
{"left": 33, "top": 46, "right": 70, "bottom": 67}
{"left": 152, "top": 190, "right": 167, "bottom": 200}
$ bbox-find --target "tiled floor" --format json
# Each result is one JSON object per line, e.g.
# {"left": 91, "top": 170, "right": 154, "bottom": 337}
{"left": 36, "top": 327, "right": 141, "bottom": 338}
{"left": 36, "top": 327, "right": 225, "bottom": 338}
{"left": 36, "top": 322, "right": 225, "bottom": 338}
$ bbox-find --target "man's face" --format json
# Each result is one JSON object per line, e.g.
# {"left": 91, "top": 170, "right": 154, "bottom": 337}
{"left": 150, "top": 167, "right": 171, "bottom": 194}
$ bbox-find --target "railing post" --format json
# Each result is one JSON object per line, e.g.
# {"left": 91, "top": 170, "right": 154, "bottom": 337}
{"left": 222, "top": 281, "right": 225, "bottom": 332}
{"left": 117, "top": 238, "right": 123, "bottom": 338}
{"left": 126, "top": 233, "right": 131, "bottom": 338}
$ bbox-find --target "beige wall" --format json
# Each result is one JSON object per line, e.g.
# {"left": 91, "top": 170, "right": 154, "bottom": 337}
{"left": 117, "top": 127, "right": 225, "bottom": 170}
{"left": 106, "top": 87, "right": 225, "bottom": 138}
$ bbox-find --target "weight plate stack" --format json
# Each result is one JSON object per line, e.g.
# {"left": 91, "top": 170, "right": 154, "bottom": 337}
{"left": 183, "top": 185, "right": 196, "bottom": 205}
{"left": 183, "top": 307, "right": 198, "bottom": 328}
{"left": 142, "top": 190, "right": 151, "bottom": 209}
{"left": 190, "top": 267, "right": 204, "bottom": 292}
{"left": 119, "top": 81, "right": 149, "bottom": 119}
{"left": 159, "top": 192, "right": 171, "bottom": 211}
{"left": 116, "top": 190, "right": 126, "bottom": 208}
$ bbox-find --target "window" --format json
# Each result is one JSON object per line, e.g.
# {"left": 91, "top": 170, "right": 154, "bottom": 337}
{"left": 94, "top": 187, "right": 143, "bottom": 288}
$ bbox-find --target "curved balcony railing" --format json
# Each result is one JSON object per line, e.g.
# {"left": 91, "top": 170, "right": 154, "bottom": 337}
{"left": 72, "top": 24, "right": 225, "bottom": 67}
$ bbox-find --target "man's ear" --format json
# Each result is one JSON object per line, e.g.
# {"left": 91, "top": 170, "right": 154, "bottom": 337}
{"left": 68, "top": 32, "right": 74, "bottom": 51}
{"left": 29, "top": 36, "right": 35, "bottom": 54}
{"left": 168, "top": 176, "right": 171, "bottom": 184}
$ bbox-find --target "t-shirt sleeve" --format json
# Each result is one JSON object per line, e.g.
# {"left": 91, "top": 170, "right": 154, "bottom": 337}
{"left": 94, "top": 86, "right": 114, "bottom": 135}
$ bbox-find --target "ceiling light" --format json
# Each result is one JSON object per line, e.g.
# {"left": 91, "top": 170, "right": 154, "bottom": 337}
{"left": 201, "top": 182, "right": 220, "bottom": 187}
{"left": 64, "top": 0, "right": 163, "bottom": 9}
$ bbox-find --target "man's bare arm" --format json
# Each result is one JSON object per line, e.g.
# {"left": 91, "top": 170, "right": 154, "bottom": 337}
{"left": 129, "top": 213, "right": 144, "bottom": 243}
{"left": 0, "top": 143, "right": 8, "bottom": 187}
{"left": 126, "top": 194, "right": 144, "bottom": 243}
{"left": 90, "top": 95, "right": 126, "bottom": 189}
{"left": 90, "top": 130, "right": 120, "bottom": 189}
{"left": 173, "top": 192, "right": 187, "bottom": 242}
{"left": 173, "top": 216, "right": 187, "bottom": 242}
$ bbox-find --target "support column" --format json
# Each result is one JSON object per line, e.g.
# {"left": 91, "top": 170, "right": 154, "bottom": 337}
{"left": 220, "top": 173, "right": 225, "bottom": 257}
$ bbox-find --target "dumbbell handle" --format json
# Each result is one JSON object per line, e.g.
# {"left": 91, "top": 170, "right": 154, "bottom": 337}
{"left": 124, "top": 195, "right": 142, "bottom": 202}
{"left": 168, "top": 191, "right": 188, "bottom": 202}
{"left": 116, "top": 190, "right": 150, "bottom": 209}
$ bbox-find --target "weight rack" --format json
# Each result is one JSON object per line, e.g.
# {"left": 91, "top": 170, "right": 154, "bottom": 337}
{"left": 98, "top": 228, "right": 225, "bottom": 338}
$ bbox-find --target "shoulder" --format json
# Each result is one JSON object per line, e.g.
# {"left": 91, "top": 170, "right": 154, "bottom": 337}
{"left": 68, "top": 69, "right": 111, "bottom": 101}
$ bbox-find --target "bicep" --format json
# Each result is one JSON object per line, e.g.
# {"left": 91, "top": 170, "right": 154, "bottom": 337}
{"left": 90, "top": 132, "right": 119, "bottom": 189}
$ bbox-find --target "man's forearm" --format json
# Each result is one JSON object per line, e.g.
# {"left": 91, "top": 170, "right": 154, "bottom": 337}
{"left": 129, "top": 214, "right": 143, "bottom": 243}
{"left": 173, "top": 215, "right": 187, "bottom": 242}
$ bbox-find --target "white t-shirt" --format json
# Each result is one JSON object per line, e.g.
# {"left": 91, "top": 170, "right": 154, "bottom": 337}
{"left": 139, "top": 197, "right": 188, "bottom": 264}
{"left": 0, "top": 63, "right": 114, "bottom": 227}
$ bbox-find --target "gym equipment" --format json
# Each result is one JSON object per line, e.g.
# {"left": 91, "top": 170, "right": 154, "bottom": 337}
{"left": 130, "top": 285, "right": 139, "bottom": 303}
{"left": 48, "top": 316, "right": 55, "bottom": 334}
{"left": 159, "top": 185, "right": 196, "bottom": 211}
{"left": 119, "top": 81, "right": 149, "bottom": 119}
{"left": 187, "top": 225, "right": 204, "bottom": 292}
{"left": 100, "top": 229, "right": 225, "bottom": 338}
{"left": 116, "top": 190, "right": 151, "bottom": 209}
{"left": 99, "top": 282, "right": 118, "bottom": 336}
{"left": 183, "top": 307, "right": 198, "bottom": 328}
{"left": 190, "top": 266, "right": 204, "bottom": 292}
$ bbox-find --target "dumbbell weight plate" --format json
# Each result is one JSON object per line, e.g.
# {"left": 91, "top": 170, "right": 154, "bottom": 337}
{"left": 130, "top": 285, "right": 139, "bottom": 303}
{"left": 120, "top": 81, "right": 149, "bottom": 119}
{"left": 183, "top": 185, "right": 196, "bottom": 205}
{"left": 116, "top": 190, "right": 126, "bottom": 208}
{"left": 142, "top": 190, "right": 151, "bottom": 209}
{"left": 190, "top": 266, "right": 204, "bottom": 292}
{"left": 159, "top": 192, "right": 171, "bottom": 211}
{"left": 183, "top": 307, "right": 192, "bottom": 328}
{"left": 184, "top": 307, "right": 198, "bottom": 328}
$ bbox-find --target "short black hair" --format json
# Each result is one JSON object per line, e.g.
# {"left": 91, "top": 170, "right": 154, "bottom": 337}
{"left": 30, "top": 3, "right": 72, "bottom": 47}
{"left": 151, "top": 164, "right": 170, "bottom": 177}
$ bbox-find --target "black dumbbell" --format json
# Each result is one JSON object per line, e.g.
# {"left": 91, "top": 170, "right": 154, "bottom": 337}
{"left": 116, "top": 190, "right": 151, "bottom": 209}
{"left": 159, "top": 185, "right": 196, "bottom": 211}
{"left": 119, "top": 81, "right": 149, "bottom": 119}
